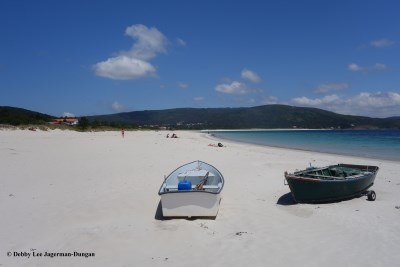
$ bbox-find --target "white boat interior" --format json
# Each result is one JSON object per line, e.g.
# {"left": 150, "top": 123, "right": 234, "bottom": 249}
{"left": 159, "top": 161, "right": 224, "bottom": 194}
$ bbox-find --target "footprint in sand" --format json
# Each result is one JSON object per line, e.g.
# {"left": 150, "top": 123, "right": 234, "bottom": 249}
{"left": 235, "top": 231, "right": 248, "bottom": 236}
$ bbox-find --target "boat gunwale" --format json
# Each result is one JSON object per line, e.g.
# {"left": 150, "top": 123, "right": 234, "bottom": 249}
{"left": 285, "top": 174, "right": 373, "bottom": 183}
{"left": 286, "top": 164, "right": 379, "bottom": 182}
{"left": 158, "top": 160, "right": 225, "bottom": 196}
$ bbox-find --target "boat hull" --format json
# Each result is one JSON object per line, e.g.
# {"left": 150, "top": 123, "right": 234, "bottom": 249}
{"left": 160, "top": 192, "right": 221, "bottom": 217}
{"left": 285, "top": 171, "right": 377, "bottom": 203}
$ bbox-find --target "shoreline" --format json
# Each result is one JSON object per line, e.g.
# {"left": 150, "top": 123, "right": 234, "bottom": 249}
{"left": 1, "top": 128, "right": 398, "bottom": 163}
{"left": 201, "top": 128, "right": 331, "bottom": 132}
{"left": 203, "top": 132, "right": 400, "bottom": 164}
{"left": 204, "top": 130, "right": 400, "bottom": 163}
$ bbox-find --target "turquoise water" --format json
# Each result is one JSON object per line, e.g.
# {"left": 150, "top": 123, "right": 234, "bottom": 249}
{"left": 210, "top": 130, "right": 400, "bottom": 161}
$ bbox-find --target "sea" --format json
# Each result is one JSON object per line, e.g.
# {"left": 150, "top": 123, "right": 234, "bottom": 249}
{"left": 208, "top": 129, "right": 400, "bottom": 161}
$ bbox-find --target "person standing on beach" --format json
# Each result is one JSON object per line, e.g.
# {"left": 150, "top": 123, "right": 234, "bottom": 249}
{"left": 121, "top": 128, "right": 125, "bottom": 138}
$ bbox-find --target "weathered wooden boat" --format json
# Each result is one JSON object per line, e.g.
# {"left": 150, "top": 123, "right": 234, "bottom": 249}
{"left": 158, "top": 161, "right": 224, "bottom": 218}
{"left": 284, "top": 164, "right": 378, "bottom": 203}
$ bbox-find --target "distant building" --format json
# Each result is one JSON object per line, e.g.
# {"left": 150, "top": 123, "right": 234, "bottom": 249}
{"left": 51, "top": 117, "right": 78, "bottom": 126}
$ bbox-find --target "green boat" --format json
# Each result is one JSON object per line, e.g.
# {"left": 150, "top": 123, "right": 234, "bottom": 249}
{"left": 284, "top": 164, "right": 379, "bottom": 203}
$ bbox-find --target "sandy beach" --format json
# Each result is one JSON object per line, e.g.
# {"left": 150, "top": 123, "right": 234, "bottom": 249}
{"left": 1, "top": 129, "right": 400, "bottom": 267}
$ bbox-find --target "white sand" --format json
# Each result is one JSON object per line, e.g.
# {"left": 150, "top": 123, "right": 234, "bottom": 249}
{"left": 1, "top": 129, "right": 400, "bottom": 266}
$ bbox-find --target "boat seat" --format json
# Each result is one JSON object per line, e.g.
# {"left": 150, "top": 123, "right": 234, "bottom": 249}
{"left": 164, "top": 185, "right": 219, "bottom": 191}
{"left": 202, "top": 185, "right": 220, "bottom": 189}
{"left": 306, "top": 174, "right": 346, "bottom": 179}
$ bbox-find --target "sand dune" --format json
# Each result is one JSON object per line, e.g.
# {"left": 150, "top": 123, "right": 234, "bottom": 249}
{"left": 1, "top": 129, "right": 399, "bottom": 266}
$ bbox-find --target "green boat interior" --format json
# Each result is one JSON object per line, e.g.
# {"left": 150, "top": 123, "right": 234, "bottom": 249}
{"left": 294, "top": 165, "right": 374, "bottom": 180}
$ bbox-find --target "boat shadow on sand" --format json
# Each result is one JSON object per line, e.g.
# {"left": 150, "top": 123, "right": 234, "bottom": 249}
{"left": 154, "top": 201, "right": 217, "bottom": 221}
{"left": 154, "top": 201, "right": 167, "bottom": 221}
{"left": 276, "top": 193, "right": 298, "bottom": 206}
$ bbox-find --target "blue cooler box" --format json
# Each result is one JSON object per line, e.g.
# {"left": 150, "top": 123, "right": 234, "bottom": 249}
{"left": 178, "top": 180, "right": 192, "bottom": 190}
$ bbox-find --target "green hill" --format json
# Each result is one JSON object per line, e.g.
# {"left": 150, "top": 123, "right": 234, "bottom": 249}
{"left": 88, "top": 105, "right": 400, "bottom": 129}
{"left": 1, "top": 105, "right": 399, "bottom": 129}
{"left": 0, "top": 106, "right": 54, "bottom": 125}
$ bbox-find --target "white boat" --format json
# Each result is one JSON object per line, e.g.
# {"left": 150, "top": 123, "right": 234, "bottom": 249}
{"left": 158, "top": 160, "right": 225, "bottom": 218}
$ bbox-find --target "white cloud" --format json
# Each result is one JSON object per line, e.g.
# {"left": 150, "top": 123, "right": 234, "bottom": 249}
{"left": 94, "top": 56, "right": 156, "bottom": 80}
{"left": 93, "top": 24, "right": 167, "bottom": 80}
{"left": 373, "top": 63, "right": 387, "bottom": 70}
{"left": 261, "top": 96, "right": 279, "bottom": 104}
{"left": 348, "top": 63, "right": 363, "bottom": 72}
{"left": 370, "top": 38, "right": 395, "bottom": 48}
{"left": 177, "top": 81, "right": 188, "bottom": 89}
{"left": 349, "top": 92, "right": 400, "bottom": 108}
{"left": 292, "top": 94, "right": 341, "bottom": 106}
{"left": 315, "top": 83, "right": 349, "bottom": 93}
{"left": 123, "top": 24, "right": 167, "bottom": 60}
{"left": 62, "top": 112, "right": 75, "bottom": 117}
{"left": 111, "top": 101, "right": 126, "bottom": 112}
{"left": 241, "top": 69, "right": 262, "bottom": 83}
{"left": 348, "top": 63, "right": 388, "bottom": 73}
{"left": 193, "top": 96, "right": 204, "bottom": 101}
{"left": 177, "top": 38, "right": 186, "bottom": 46}
{"left": 291, "top": 92, "right": 400, "bottom": 117}
{"left": 215, "top": 81, "right": 249, "bottom": 94}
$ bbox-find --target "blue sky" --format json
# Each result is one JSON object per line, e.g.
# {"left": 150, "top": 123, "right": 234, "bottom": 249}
{"left": 1, "top": 0, "right": 399, "bottom": 117}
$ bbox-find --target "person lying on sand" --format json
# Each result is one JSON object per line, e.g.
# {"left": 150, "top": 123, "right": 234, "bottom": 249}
{"left": 208, "top": 142, "right": 224, "bottom": 147}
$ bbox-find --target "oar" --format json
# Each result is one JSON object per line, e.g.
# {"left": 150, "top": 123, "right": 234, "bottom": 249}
{"left": 196, "top": 171, "right": 209, "bottom": 190}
